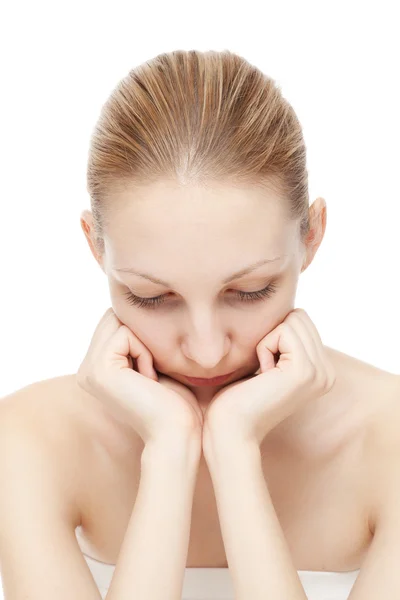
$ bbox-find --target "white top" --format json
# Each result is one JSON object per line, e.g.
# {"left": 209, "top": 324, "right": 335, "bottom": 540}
{"left": 82, "top": 551, "right": 360, "bottom": 600}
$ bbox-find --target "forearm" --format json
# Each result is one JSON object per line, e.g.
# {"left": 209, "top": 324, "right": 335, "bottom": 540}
{"left": 106, "top": 436, "right": 201, "bottom": 600}
{"left": 206, "top": 440, "right": 308, "bottom": 600}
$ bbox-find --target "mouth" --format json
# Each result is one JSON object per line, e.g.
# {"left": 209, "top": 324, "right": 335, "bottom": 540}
{"left": 181, "top": 371, "right": 236, "bottom": 386}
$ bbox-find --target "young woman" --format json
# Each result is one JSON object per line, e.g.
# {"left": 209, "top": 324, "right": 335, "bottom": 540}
{"left": 1, "top": 49, "right": 399, "bottom": 600}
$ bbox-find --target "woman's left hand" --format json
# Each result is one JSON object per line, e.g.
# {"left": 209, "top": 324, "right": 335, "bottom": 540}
{"left": 202, "top": 308, "right": 337, "bottom": 450}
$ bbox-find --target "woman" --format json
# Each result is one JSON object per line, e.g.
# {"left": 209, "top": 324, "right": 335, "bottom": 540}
{"left": 1, "top": 49, "right": 399, "bottom": 600}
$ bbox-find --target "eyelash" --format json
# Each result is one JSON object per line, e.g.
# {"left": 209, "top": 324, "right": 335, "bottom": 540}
{"left": 122, "top": 283, "right": 278, "bottom": 310}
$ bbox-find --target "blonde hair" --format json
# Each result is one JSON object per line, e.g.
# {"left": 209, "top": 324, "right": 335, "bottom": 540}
{"left": 86, "top": 49, "right": 310, "bottom": 256}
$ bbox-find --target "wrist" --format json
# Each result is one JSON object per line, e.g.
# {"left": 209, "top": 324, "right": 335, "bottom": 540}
{"left": 142, "top": 432, "right": 202, "bottom": 468}
{"left": 203, "top": 430, "right": 260, "bottom": 470}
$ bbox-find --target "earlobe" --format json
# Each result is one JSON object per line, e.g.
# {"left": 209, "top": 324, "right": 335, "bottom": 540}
{"left": 321, "top": 202, "right": 327, "bottom": 234}
{"left": 80, "top": 210, "right": 104, "bottom": 271}
{"left": 80, "top": 210, "right": 92, "bottom": 237}
{"left": 302, "top": 198, "right": 327, "bottom": 270}
{"left": 80, "top": 211, "right": 94, "bottom": 249}
{"left": 301, "top": 256, "right": 309, "bottom": 273}
{"left": 300, "top": 235, "right": 313, "bottom": 272}
{"left": 80, "top": 217, "right": 90, "bottom": 237}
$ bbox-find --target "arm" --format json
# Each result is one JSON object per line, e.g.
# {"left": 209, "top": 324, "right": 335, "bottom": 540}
{"left": 0, "top": 409, "right": 104, "bottom": 600}
{"left": 0, "top": 391, "right": 201, "bottom": 600}
{"left": 106, "top": 435, "right": 201, "bottom": 600}
{"left": 205, "top": 439, "right": 308, "bottom": 600}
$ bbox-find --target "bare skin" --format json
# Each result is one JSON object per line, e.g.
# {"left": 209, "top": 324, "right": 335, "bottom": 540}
{"left": 5, "top": 346, "right": 399, "bottom": 571}
{"left": 4, "top": 180, "right": 398, "bottom": 574}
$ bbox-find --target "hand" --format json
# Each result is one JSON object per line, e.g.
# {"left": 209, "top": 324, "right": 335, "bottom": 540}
{"left": 76, "top": 307, "right": 203, "bottom": 448}
{"left": 202, "top": 308, "right": 336, "bottom": 451}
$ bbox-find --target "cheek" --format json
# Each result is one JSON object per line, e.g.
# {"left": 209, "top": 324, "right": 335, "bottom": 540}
{"left": 240, "top": 305, "right": 290, "bottom": 348}
{"left": 238, "top": 312, "right": 276, "bottom": 344}
{"left": 110, "top": 291, "right": 172, "bottom": 352}
{"left": 109, "top": 298, "right": 150, "bottom": 340}
{"left": 121, "top": 317, "right": 171, "bottom": 361}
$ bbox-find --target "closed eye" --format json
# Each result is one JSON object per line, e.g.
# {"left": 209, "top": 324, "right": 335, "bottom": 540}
{"left": 122, "top": 283, "right": 278, "bottom": 310}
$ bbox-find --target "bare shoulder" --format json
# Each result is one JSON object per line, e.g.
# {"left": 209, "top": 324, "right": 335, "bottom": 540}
{"left": 364, "top": 371, "right": 400, "bottom": 441}
{"left": 325, "top": 346, "right": 400, "bottom": 436}
{"left": 0, "top": 372, "right": 141, "bottom": 471}
{"left": 362, "top": 372, "right": 400, "bottom": 533}
{"left": 355, "top": 357, "right": 400, "bottom": 465}
{"left": 0, "top": 375, "right": 94, "bottom": 524}
{"left": 0, "top": 374, "right": 89, "bottom": 447}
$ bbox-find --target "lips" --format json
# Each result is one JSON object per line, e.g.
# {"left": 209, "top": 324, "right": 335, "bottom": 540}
{"left": 185, "top": 373, "right": 231, "bottom": 379}
{"left": 182, "top": 371, "right": 236, "bottom": 386}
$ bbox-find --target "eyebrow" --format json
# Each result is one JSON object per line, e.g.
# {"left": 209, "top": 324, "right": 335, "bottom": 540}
{"left": 114, "top": 255, "right": 286, "bottom": 287}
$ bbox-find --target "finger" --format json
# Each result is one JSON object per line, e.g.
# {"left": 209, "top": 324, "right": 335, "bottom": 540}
{"left": 284, "top": 310, "right": 321, "bottom": 366}
{"left": 122, "top": 327, "right": 158, "bottom": 380}
{"left": 288, "top": 310, "right": 335, "bottom": 385}
{"left": 293, "top": 309, "right": 324, "bottom": 349}
{"left": 258, "top": 321, "right": 308, "bottom": 373}
{"left": 90, "top": 307, "right": 121, "bottom": 350}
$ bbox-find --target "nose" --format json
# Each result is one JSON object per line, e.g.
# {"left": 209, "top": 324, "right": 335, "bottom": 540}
{"left": 181, "top": 316, "right": 231, "bottom": 370}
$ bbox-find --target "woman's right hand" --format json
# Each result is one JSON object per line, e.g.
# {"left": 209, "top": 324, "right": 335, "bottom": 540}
{"left": 76, "top": 307, "right": 203, "bottom": 448}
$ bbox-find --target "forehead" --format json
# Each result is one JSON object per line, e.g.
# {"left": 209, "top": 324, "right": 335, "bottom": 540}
{"left": 105, "top": 180, "right": 294, "bottom": 257}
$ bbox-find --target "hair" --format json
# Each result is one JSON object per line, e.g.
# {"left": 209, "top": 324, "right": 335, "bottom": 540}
{"left": 86, "top": 49, "right": 311, "bottom": 257}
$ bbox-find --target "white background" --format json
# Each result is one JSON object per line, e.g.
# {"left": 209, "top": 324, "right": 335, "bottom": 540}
{"left": 0, "top": 0, "right": 399, "bottom": 595}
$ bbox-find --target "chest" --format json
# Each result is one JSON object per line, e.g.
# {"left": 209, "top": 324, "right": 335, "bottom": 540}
{"left": 260, "top": 434, "right": 372, "bottom": 570}
{"left": 75, "top": 417, "right": 373, "bottom": 570}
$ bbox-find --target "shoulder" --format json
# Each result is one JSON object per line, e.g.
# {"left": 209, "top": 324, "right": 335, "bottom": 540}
{"left": 331, "top": 345, "right": 400, "bottom": 446}
{"left": 0, "top": 372, "right": 140, "bottom": 475}
{"left": 0, "top": 374, "right": 89, "bottom": 447}
{"left": 363, "top": 373, "right": 400, "bottom": 534}
{"left": 0, "top": 375, "right": 92, "bottom": 525}
{"left": 364, "top": 372, "right": 400, "bottom": 445}
{"left": 344, "top": 376, "right": 400, "bottom": 596}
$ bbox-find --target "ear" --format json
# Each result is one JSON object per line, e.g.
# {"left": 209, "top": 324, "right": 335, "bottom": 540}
{"left": 80, "top": 209, "right": 106, "bottom": 273}
{"left": 301, "top": 197, "right": 327, "bottom": 273}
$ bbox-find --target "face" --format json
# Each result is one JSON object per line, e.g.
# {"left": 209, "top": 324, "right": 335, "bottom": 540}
{"left": 83, "top": 180, "right": 317, "bottom": 404}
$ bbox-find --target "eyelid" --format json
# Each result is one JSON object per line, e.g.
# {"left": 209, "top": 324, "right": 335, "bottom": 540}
{"left": 130, "top": 275, "right": 277, "bottom": 295}
{"left": 128, "top": 277, "right": 277, "bottom": 302}
{"left": 124, "top": 279, "right": 278, "bottom": 309}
